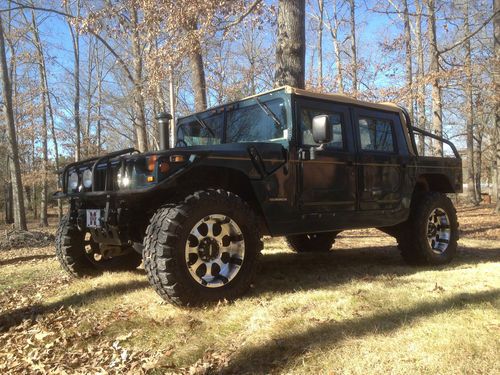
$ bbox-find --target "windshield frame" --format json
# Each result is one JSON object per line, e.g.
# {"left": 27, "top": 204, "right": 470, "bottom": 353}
{"left": 176, "top": 89, "right": 292, "bottom": 147}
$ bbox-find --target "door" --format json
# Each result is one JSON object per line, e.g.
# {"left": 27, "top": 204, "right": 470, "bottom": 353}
{"left": 297, "top": 99, "right": 356, "bottom": 212}
{"left": 352, "top": 108, "right": 407, "bottom": 211}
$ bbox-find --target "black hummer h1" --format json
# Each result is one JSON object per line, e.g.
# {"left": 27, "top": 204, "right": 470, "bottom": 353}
{"left": 55, "top": 86, "right": 462, "bottom": 305}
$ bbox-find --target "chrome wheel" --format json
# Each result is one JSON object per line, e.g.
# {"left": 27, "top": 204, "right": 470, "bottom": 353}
{"left": 185, "top": 214, "right": 245, "bottom": 288}
{"left": 427, "top": 208, "right": 451, "bottom": 254}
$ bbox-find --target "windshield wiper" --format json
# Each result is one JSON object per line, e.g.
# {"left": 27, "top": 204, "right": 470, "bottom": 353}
{"left": 255, "top": 98, "right": 282, "bottom": 129}
{"left": 193, "top": 114, "right": 215, "bottom": 137}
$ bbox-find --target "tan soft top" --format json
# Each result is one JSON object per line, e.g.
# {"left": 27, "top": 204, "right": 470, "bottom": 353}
{"left": 242, "top": 86, "right": 403, "bottom": 114}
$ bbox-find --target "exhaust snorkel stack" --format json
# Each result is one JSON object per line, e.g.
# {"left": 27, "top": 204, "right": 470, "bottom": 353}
{"left": 156, "top": 112, "right": 172, "bottom": 150}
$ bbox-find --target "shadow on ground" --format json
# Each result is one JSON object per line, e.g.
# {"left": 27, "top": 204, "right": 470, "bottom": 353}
{"left": 252, "top": 245, "right": 500, "bottom": 296}
{"left": 0, "top": 280, "right": 149, "bottom": 332}
{"left": 223, "top": 289, "right": 500, "bottom": 374}
{"left": 0, "top": 254, "right": 54, "bottom": 266}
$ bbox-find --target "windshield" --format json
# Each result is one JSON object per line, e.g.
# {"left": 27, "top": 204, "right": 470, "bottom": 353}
{"left": 177, "top": 112, "right": 224, "bottom": 146}
{"left": 176, "top": 97, "right": 288, "bottom": 147}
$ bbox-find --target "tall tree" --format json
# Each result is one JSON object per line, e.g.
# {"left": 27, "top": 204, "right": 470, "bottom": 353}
{"left": 187, "top": 19, "right": 208, "bottom": 112}
{"left": 327, "top": 0, "right": 345, "bottom": 93}
{"left": 402, "top": 0, "right": 414, "bottom": 123}
{"left": 349, "top": 0, "right": 358, "bottom": 97}
{"left": 0, "top": 15, "right": 27, "bottom": 230}
{"left": 29, "top": 10, "right": 49, "bottom": 225}
{"left": 464, "top": 1, "right": 478, "bottom": 204}
{"left": 66, "top": 1, "right": 81, "bottom": 161}
{"left": 426, "top": 0, "right": 443, "bottom": 156}
{"left": 275, "top": 0, "right": 306, "bottom": 88}
{"left": 130, "top": 7, "right": 148, "bottom": 151}
{"left": 415, "top": 0, "right": 426, "bottom": 155}
{"left": 495, "top": 0, "right": 500, "bottom": 213}
{"left": 317, "top": 0, "right": 324, "bottom": 90}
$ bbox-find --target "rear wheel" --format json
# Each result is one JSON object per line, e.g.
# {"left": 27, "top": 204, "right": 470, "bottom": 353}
{"left": 397, "top": 192, "right": 458, "bottom": 265}
{"left": 286, "top": 232, "right": 339, "bottom": 253}
{"left": 56, "top": 215, "right": 142, "bottom": 277}
{"left": 143, "top": 189, "right": 263, "bottom": 306}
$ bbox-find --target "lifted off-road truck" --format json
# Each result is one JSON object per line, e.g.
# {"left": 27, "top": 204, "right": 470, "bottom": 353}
{"left": 54, "top": 86, "right": 462, "bottom": 305}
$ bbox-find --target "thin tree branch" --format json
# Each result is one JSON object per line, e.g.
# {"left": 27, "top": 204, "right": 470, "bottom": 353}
{"left": 6, "top": 0, "right": 136, "bottom": 84}
{"left": 439, "top": 10, "right": 499, "bottom": 54}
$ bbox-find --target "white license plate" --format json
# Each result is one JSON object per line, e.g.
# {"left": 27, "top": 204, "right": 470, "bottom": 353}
{"left": 86, "top": 209, "right": 101, "bottom": 228}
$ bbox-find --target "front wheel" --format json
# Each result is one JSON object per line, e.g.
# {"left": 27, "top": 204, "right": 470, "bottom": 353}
{"left": 397, "top": 192, "right": 459, "bottom": 265}
{"left": 143, "top": 189, "right": 263, "bottom": 306}
{"left": 56, "top": 214, "right": 143, "bottom": 277}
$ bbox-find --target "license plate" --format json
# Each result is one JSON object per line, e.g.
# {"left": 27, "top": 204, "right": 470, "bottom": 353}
{"left": 86, "top": 209, "right": 101, "bottom": 228}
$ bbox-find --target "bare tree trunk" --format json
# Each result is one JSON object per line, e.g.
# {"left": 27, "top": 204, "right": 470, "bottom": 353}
{"left": 426, "top": 0, "right": 443, "bottom": 156}
{"left": 474, "top": 134, "right": 482, "bottom": 201}
{"left": 169, "top": 66, "right": 176, "bottom": 148}
{"left": 0, "top": 15, "right": 27, "bottom": 230}
{"left": 131, "top": 8, "right": 148, "bottom": 151}
{"left": 317, "top": 0, "right": 324, "bottom": 90}
{"left": 415, "top": 0, "right": 426, "bottom": 155}
{"left": 94, "top": 43, "right": 104, "bottom": 154}
{"left": 66, "top": 1, "right": 81, "bottom": 161}
{"left": 30, "top": 10, "right": 49, "bottom": 226}
{"left": 329, "top": 0, "right": 344, "bottom": 93}
{"left": 4, "top": 181, "right": 13, "bottom": 224}
{"left": 187, "top": 19, "right": 208, "bottom": 112}
{"left": 349, "top": 0, "right": 358, "bottom": 97}
{"left": 402, "top": 0, "right": 414, "bottom": 123}
{"left": 495, "top": 0, "right": 500, "bottom": 213}
{"left": 84, "top": 36, "right": 94, "bottom": 157}
{"left": 463, "top": 1, "right": 478, "bottom": 204}
{"left": 275, "top": 0, "right": 306, "bottom": 89}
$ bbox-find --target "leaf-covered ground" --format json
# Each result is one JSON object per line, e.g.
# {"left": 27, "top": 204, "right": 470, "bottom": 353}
{"left": 0, "top": 204, "right": 499, "bottom": 374}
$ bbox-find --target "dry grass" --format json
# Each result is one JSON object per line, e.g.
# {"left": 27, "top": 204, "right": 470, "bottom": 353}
{"left": 0, "top": 205, "right": 499, "bottom": 374}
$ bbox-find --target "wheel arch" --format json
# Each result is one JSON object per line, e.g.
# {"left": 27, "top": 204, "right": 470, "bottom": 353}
{"left": 161, "top": 166, "right": 269, "bottom": 234}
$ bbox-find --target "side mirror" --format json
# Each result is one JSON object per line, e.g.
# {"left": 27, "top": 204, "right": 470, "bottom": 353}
{"left": 312, "top": 115, "right": 332, "bottom": 144}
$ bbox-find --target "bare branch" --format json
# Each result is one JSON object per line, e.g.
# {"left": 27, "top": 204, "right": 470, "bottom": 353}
{"left": 439, "top": 10, "right": 500, "bottom": 54}
{"left": 7, "top": 0, "right": 136, "bottom": 84}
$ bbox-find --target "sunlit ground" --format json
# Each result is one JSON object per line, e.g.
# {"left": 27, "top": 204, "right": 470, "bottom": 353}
{"left": 0, "top": 205, "right": 498, "bottom": 374}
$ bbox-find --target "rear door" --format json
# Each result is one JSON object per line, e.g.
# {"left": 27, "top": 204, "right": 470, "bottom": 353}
{"left": 297, "top": 98, "right": 357, "bottom": 212}
{"left": 352, "top": 108, "right": 408, "bottom": 211}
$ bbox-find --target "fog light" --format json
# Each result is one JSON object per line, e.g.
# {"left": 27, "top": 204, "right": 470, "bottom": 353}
{"left": 68, "top": 172, "right": 78, "bottom": 190}
{"left": 82, "top": 169, "right": 93, "bottom": 188}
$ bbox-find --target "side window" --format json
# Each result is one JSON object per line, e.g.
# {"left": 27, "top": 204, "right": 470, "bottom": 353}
{"left": 300, "top": 107, "right": 344, "bottom": 149}
{"left": 358, "top": 117, "right": 395, "bottom": 152}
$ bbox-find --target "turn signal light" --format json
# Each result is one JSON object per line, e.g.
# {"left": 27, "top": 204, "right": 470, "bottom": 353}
{"left": 147, "top": 176, "right": 154, "bottom": 182}
{"left": 170, "top": 155, "right": 185, "bottom": 163}
{"left": 147, "top": 155, "right": 158, "bottom": 172}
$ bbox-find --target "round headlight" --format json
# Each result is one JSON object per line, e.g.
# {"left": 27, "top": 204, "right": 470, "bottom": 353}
{"left": 68, "top": 172, "right": 79, "bottom": 190}
{"left": 82, "top": 169, "right": 93, "bottom": 188}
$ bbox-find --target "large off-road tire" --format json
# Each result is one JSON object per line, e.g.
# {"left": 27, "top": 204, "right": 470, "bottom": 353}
{"left": 56, "top": 214, "right": 142, "bottom": 277}
{"left": 285, "top": 232, "right": 339, "bottom": 253}
{"left": 397, "top": 192, "right": 458, "bottom": 265}
{"left": 143, "top": 189, "right": 263, "bottom": 306}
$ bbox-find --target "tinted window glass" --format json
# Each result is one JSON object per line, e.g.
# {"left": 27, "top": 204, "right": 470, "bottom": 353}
{"left": 358, "top": 117, "right": 395, "bottom": 152}
{"left": 226, "top": 99, "right": 287, "bottom": 143}
{"left": 300, "top": 108, "right": 344, "bottom": 149}
{"left": 177, "top": 112, "right": 224, "bottom": 146}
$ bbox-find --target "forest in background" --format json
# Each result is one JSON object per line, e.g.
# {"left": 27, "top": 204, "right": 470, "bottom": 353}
{"left": 0, "top": 0, "right": 499, "bottom": 230}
